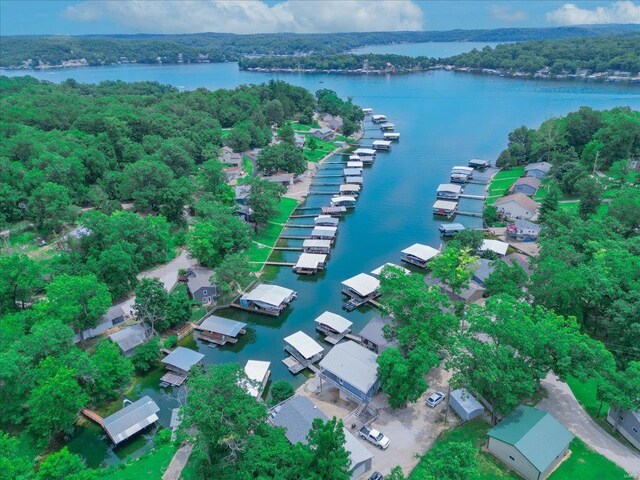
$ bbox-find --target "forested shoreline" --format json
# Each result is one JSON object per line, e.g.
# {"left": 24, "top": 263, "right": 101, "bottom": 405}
{"left": 1, "top": 24, "right": 638, "bottom": 69}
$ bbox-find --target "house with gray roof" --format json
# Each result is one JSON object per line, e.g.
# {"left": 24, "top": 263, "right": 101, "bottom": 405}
{"left": 102, "top": 396, "right": 160, "bottom": 445}
{"left": 219, "top": 145, "right": 243, "bottom": 167}
{"left": 186, "top": 268, "right": 217, "bottom": 304}
{"left": 319, "top": 341, "right": 380, "bottom": 403}
{"left": 511, "top": 176, "right": 541, "bottom": 196}
{"left": 294, "top": 133, "right": 306, "bottom": 149}
{"left": 309, "top": 127, "right": 334, "bottom": 141}
{"left": 73, "top": 305, "right": 125, "bottom": 344}
{"left": 607, "top": 408, "right": 640, "bottom": 450}
{"left": 109, "top": 323, "right": 147, "bottom": 357}
{"left": 161, "top": 347, "right": 204, "bottom": 376}
{"left": 234, "top": 185, "right": 251, "bottom": 205}
{"left": 487, "top": 406, "right": 573, "bottom": 480}
{"left": 501, "top": 252, "right": 533, "bottom": 276}
{"left": 472, "top": 258, "right": 495, "bottom": 287}
{"left": 358, "top": 316, "right": 397, "bottom": 354}
{"left": 525, "top": 162, "right": 553, "bottom": 179}
{"left": 507, "top": 219, "right": 541, "bottom": 242}
{"left": 269, "top": 395, "right": 373, "bottom": 479}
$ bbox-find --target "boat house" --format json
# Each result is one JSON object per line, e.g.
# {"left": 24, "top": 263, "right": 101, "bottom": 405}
{"left": 196, "top": 315, "right": 247, "bottom": 345}
{"left": 331, "top": 195, "right": 357, "bottom": 208}
{"left": 314, "top": 215, "right": 339, "bottom": 227}
{"left": 437, "top": 183, "right": 463, "bottom": 200}
{"left": 343, "top": 167, "right": 362, "bottom": 177}
{"left": 379, "top": 122, "right": 394, "bottom": 131}
{"left": 372, "top": 139, "right": 392, "bottom": 150}
{"left": 283, "top": 331, "right": 324, "bottom": 374}
{"left": 239, "top": 284, "right": 297, "bottom": 316}
{"left": 243, "top": 360, "right": 271, "bottom": 399}
{"left": 160, "top": 347, "right": 205, "bottom": 387}
{"left": 346, "top": 160, "right": 363, "bottom": 168}
{"left": 525, "top": 161, "right": 552, "bottom": 179}
{"left": 319, "top": 341, "right": 380, "bottom": 403}
{"left": 109, "top": 324, "right": 148, "bottom": 357}
{"left": 383, "top": 132, "right": 400, "bottom": 141}
{"left": 469, "top": 158, "right": 491, "bottom": 169}
{"left": 449, "top": 389, "right": 485, "bottom": 421}
{"left": 102, "top": 396, "right": 160, "bottom": 445}
{"left": 353, "top": 148, "right": 376, "bottom": 162}
{"left": 345, "top": 176, "right": 363, "bottom": 185}
{"left": 494, "top": 194, "right": 539, "bottom": 221}
{"left": 358, "top": 316, "right": 397, "bottom": 354}
{"left": 487, "top": 406, "right": 573, "bottom": 480}
{"left": 269, "top": 395, "right": 373, "bottom": 479}
{"left": 511, "top": 176, "right": 541, "bottom": 196}
{"left": 439, "top": 223, "right": 465, "bottom": 237}
{"left": 339, "top": 184, "right": 361, "bottom": 195}
{"left": 401, "top": 243, "right": 440, "bottom": 268}
{"left": 341, "top": 273, "right": 381, "bottom": 305}
{"left": 311, "top": 226, "right": 337, "bottom": 241}
{"left": 314, "top": 311, "right": 353, "bottom": 344}
{"left": 433, "top": 199, "right": 458, "bottom": 217}
{"left": 371, "top": 114, "right": 387, "bottom": 123}
{"left": 303, "top": 239, "right": 332, "bottom": 254}
{"left": 293, "top": 253, "right": 327, "bottom": 275}
{"left": 370, "top": 263, "right": 410, "bottom": 278}
{"left": 362, "top": 107, "right": 373, "bottom": 115}
{"left": 450, "top": 166, "right": 474, "bottom": 183}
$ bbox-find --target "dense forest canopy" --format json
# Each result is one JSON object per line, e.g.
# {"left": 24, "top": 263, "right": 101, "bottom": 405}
{"left": 1, "top": 24, "right": 638, "bottom": 68}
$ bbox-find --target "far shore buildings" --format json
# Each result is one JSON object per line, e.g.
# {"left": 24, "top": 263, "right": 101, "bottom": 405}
{"left": 494, "top": 193, "right": 539, "bottom": 221}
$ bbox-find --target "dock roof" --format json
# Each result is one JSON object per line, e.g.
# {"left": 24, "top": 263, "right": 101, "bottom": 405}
{"left": 314, "top": 215, "right": 339, "bottom": 225}
{"left": 295, "top": 253, "right": 327, "bottom": 269}
{"left": 488, "top": 406, "right": 573, "bottom": 473}
{"left": 346, "top": 161, "right": 363, "bottom": 168}
{"left": 311, "top": 226, "right": 337, "bottom": 238}
{"left": 439, "top": 223, "right": 465, "bottom": 232}
{"left": 103, "top": 396, "right": 160, "bottom": 444}
{"left": 372, "top": 140, "right": 392, "bottom": 146}
{"left": 331, "top": 195, "right": 356, "bottom": 205}
{"left": 341, "top": 273, "right": 380, "bottom": 297}
{"left": 358, "top": 316, "right": 396, "bottom": 349}
{"left": 109, "top": 323, "right": 147, "bottom": 353}
{"left": 437, "top": 183, "right": 463, "bottom": 193}
{"left": 433, "top": 199, "right": 458, "bottom": 210}
{"left": 481, "top": 239, "right": 509, "bottom": 256}
{"left": 320, "top": 341, "right": 379, "bottom": 394}
{"left": 343, "top": 168, "right": 362, "bottom": 176}
{"left": 354, "top": 148, "right": 376, "bottom": 155}
{"left": 314, "top": 311, "right": 352, "bottom": 334}
{"left": 451, "top": 166, "right": 474, "bottom": 174}
{"left": 345, "top": 176, "right": 363, "bottom": 184}
{"left": 370, "top": 263, "right": 410, "bottom": 277}
{"left": 243, "top": 360, "right": 271, "bottom": 398}
{"left": 161, "top": 347, "right": 204, "bottom": 372}
{"left": 339, "top": 184, "right": 361, "bottom": 192}
{"left": 303, "top": 239, "right": 332, "bottom": 249}
{"left": 197, "top": 315, "right": 247, "bottom": 336}
{"left": 402, "top": 243, "right": 440, "bottom": 262}
{"left": 241, "top": 284, "right": 295, "bottom": 307}
{"left": 284, "top": 331, "right": 324, "bottom": 359}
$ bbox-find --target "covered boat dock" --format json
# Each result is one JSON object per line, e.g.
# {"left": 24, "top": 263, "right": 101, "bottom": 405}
{"left": 283, "top": 331, "right": 324, "bottom": 374}
{"left": 196, "top": 315, "right": 248, "bottom": 345}
{"left": 314, "top": 311, "right": 353, "bottom": 344}
{"left": 401, "top": 243, "right": 440, "bottom": 268}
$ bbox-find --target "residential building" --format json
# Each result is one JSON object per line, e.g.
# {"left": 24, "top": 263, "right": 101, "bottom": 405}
{"left": 480, "top": 239, "right": 509, "bottom": 257}
{"left": 219, "top": 145, "right": 243, "bottom": 167}
{"left": 109, "top": 324, "right": 147, "bottom": 357}
{"left": 501, "top": 252, "right": 533, "bottom": 276}
{"left": 294, "top": 133, "right": 306, "bottom": 149}
{"left": 358, "top": 316, "right": 397, "bottom": 354}
{"left": 507, "top": 219, "right": 541, "bottom": 242}
{"left": 73, "top": 305, "right": 125, "bottom": 344}
{"left": 185, "top": 268, "right": 217, "bottom": 304}
{"left": 607, "top": 408, "right": 640, "bottom": 450}
{"left": 494, "top": 194, "right": 540, "bottom": 221}
{"left": 525, "top": 162, "right": 552, "bottom": 179}
{"left": 309, "top": 127, "right": 334, "bottom": 141}
{"left": 472, "top": 258, "right": 495, "bottom": 287}
{"left": 511, "top": 177, "right": 541, "bottom": 196}
{"left": 234, "top": 185, "right": 251, "bottom": 205}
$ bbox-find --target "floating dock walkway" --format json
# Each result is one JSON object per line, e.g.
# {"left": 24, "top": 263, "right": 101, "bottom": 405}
{"left": 459, "top": 194, "right": 487, "bottom": 200}
{"left": 457, "top": 211, "right": 483, "bottom": 218}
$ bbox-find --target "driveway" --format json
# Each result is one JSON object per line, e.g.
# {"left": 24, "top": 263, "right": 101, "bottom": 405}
{"left": 537, "top": 373, "right": 640, "bottom": 477}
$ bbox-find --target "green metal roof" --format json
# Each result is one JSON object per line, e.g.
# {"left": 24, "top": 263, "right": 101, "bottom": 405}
{"left": 488, "top": 406, "right": 574, "bottom": 473}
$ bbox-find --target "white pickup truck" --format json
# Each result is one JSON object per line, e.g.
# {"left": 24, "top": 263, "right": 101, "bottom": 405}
{"left": 359, "top": 425, "right": 391, "bottom": 450}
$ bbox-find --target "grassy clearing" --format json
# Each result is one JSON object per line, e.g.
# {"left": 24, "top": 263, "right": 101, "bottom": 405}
{"left": 246, "top": 197, "right": 298, "bottom": 272}
{"left": 552, "top": 438, "right": 627, "bottom": 480}
{"left": 566, "top": 376, "right": 608, "bottom": 418}
{"left": 290, "top": 121, "right": 320, "bottom": 132}
{"left": 487, "top": 167, "right": 525, "bottom": 199}
{"left": 303, "top": 137, "right": 338, "bottom": 163}
{"left": 100, "top": 442, "right": 177, "bottom": 480}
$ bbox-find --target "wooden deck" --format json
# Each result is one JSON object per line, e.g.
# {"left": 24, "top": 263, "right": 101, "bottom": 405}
{"left": 283, "top": 356, "right": 306, "bottom": 374}
{"left": 160, "top": 372, "right": 188, "bottom": 388}
{"left": 81, "top": 408, "right": 104, "bottom": 425}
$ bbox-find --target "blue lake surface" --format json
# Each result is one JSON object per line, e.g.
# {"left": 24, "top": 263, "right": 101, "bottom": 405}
{"left": 5, "top": 51, "right": 639, "bottom": 467}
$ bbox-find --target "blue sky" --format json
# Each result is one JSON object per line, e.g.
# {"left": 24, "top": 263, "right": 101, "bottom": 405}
{"left": 1, "top": 1, "right": 639, "bottom": 35}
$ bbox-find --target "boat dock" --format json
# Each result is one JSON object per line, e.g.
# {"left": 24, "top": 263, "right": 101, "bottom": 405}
{"left": 81, "top": 408, "right": 104, "bottom": 426}
{"left": 459, "top": 194, "right": 487, "bottom": 200}
{"left": 160, "top": 372, "right": 187, "bottom": 388}
{"left": 457, "top": 211, "right": 483, "bottom": 218}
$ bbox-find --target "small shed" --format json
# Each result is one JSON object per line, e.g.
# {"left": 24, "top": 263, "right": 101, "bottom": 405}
{"left": 341, "top": 273, "right": 380, "bottom": 299}
{"left": 311, "top": 226, "right": 337, "bottom": 241}
{"left": 481, "top": 239, "right": 509, "bottom": 256}
{"left": 161, "top": 347, "right": 204, "bottom": 376}
{"left": 314, "top": 311, "right": 352, "bottom": 344}
{"left": 401, "top": 243, "right": 440, "bottom": 268}
{"left": 293, "top": 253, "right": 327, "bottom": 275}
{"left": 196, "top": 315, "right": 247, "bottom": 345}
{"left": 449, "top": 388, "right": 485, "bottom": 421}
{"left": 370, "top": 263, "right": 410, "bottom": 278}
{"left": 314, "top": 215, "right": 339, "bottom": 227}
{"left": 239, "top": 284, "right": 297, "bottom": 316}
{"left": 303, "top": 239, "right": 332, "bottom": 254}
{"left": 319, "top": 341, "right": 380, "bottom": 402}
{"left": 102, "top": 396, "right": 160, "bottom": 445}
{"left": 358, "top": 316, "right": 397, "bottom": 354}
{"left": 243, "top": 360, "right": 271, "bottom": 399}
{"left": 109, "top": 324, "right": 147, "bottom": 357}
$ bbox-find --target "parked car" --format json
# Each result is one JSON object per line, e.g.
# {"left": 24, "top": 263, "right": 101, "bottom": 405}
{"left": 368, "top": 472, "right": 383, "bottom": 480}
{"left": 426, "top": 391, "right": 446, "bottom": 408}
{"left": 359, "top": 425, "right": 391, "bottom": 449}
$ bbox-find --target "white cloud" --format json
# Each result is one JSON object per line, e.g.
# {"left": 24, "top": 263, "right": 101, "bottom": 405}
{"left": 63, "top": 0, "right": 425, "bottom": 34}
{"left": 546, "top": 1, "right": 640, "bottom": 25}
{"left": 490, "top": 4, "right": 527, "bottom": 22}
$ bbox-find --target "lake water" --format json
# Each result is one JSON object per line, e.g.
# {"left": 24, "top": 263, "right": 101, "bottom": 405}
{"left": 349, "top": 41, "right": 504, "bottom": 57}
{"left": 4, "top": 48, "right": 639, "bottom": 467}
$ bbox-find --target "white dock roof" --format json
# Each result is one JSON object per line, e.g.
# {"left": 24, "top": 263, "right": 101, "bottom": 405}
{"left": 345, "top": 176, "right": 363, "bottom": 184}
{"left": 241, "top": 284, "right": 295, "bottom": 307}
{"left": 295, "top": 253, "right": 327, "bottom": 269}
{"left": 437, "top": 183, "right": 463, "bottom": 193}
{"left": 402, "top": 243, "right": 440, "bottom": 262}
{"left": 339, "top": 184, "right": 361, "bottom": 193}
{"left": 451, "top": 166, "right": 474, "bottom": 174}
{"left": 331, "top": 195, "right": 356, "bottom": 205}
{"left": 433, "top": 199, "right": 458, "bottom": 210}
{"left": 243, "top": 360, "right": 271, "bottom": 398}
{"left": 303, "top": 239, "right": 332, "bottom": 248}
{"left": 341, "top": 273, "right": 380, "bottom": 297}
{"left": 319, "top": 341, "right": 378, "bottom": 395}
{"left": 347, "top": 160, "right": 363, "bottom": 168}
{"left": 311, "top": 226, "right": 337, "bottom": 238}
{"left": 481, "top": 239, "right": 509, "bottom": 256}
{"left": 314, "top": 311, "right": 352, "bottom": 334}
{"left": 371, "top": 263, "right": 410, "bottom": 277}
{"left": 372, "top": 140, "right": 392, "bottom": 147}
{"left": 354, "top": 148, "right": 376, "bottom": 156}
{"left": 284, "top": 331, "right": 324, "bottom": 359}
{"left": 343, "top": 168, "right": 362, "bottom": 176}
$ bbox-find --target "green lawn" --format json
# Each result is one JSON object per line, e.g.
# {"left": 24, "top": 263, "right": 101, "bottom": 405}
{"left": 290, "top": 121, "right": 320, "bottom": 132}
{"left": 552, "top": 438, "right": 627, "bottom": 480}
{"left": 566, "top": 376, "right": 608, "bottom": 418}
{"left": 237, "top": 157, "right": 254, "bottom": 185}
{"left": 303, "top": 136, "right": 339, "bottom": 163}
{"left": 486, "top": 167, "right": 525, "bottom": 205}
{"left": 246, "top": 197, "right": 298, "bottom": 272}
{"left": 100, "top": 443, "right": 177, "bottom": 480}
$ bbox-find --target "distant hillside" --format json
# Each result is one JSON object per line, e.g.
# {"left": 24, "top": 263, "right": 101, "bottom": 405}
{"left": 1, "top": 24, "right": 639, "bottom": 69}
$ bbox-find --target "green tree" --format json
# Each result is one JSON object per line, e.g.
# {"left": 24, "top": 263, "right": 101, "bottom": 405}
{"left": 264, "top": 99, "right": 285, "bottom": 125}
{"left": 212, "top": 252, "right": 252, "bottom": 296}
{"left": 133, "top": 278, "right": 168, "bottom": 336}
{"left": 0, "top": 432, "right": 33, "bottom": 480}
{"left": 167, "top": 290, "right": 193, "bottom": 328}
{"left": 256, "top": 143, "right": 306, "bottom": 175}
{"left": 36, "top": 447, "right": 96, "bottom": 480}
{"left": 430, "top": 247, "right": 477, "bottom": 294}
{"left": 538, "top": 182, "right": 561, "bottom": 223}
{"left": 418, "top": 440, "right": 478, "bottom": 480}
{"left": 279, "top": 123, "right": 295, "bottom": 145}
{"left": 307, "top": 136, "right": 318, "bottom": 151}
{"left": 483, "top": 205, "right": 499, "bottom": 226}
{"left": 188, "top": 214, "right": 251, "bottom": 267}
{"left": 89, "top": 340, "right": 134, "bottom": 402}
{"left": 270, "top": 380, "right": 295, "bottom": 405}
{"left": 132, "top": 337, "right": 160, "bottom": 372}
{"left": 608, "top": 187, "right": 640, "bottom": 233}
{"left": 484, "top": 260, "right": 529, "bottom": 299}
{"left": 120, "top": 160, "right": 174, "bottom": 212}
{"left": 27, "top": 366, "right": 88, "bottom": 442}
{"left": 306, "top": 418, "right": 350, "bottom": 480}
{"left": 0, "top": 253, "right": 41, "bottom": 313}
{"left": 89, "top": 242, "right": 138, "bottom": 299}
{"left": 198, "top": 159, "right": 233, "bottom": 201}
{"left": 598, "top": 362, "right": 640, "bottom": 431}
{"left": 247, "top": 178, "right": 286, "bottom": 230}
{"left": 28, "top": 182, "right": 76, "bottom": 233}
{"left": 377, "top": 347, "right": 430, "bottom": 409}
{"left": 448, "top": 229, "right": 483, "bottom": 251}
{"left": 577, "top": 176, "right": 603, "bottom": 219}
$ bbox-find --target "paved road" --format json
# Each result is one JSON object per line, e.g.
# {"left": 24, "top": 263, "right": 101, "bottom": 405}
{"left": 537, "top": 373, "right": 640, "bottom": 477}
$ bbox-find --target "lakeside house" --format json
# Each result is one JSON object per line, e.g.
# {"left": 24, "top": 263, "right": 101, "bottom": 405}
{"left": 472, "top": 258, "right": 495, "bottom": 287}
{"left": 401, "top": 243, "right": 440, "bottom": 268}
{"left": 343, "top": 167, "right": 362, "bottom": 177}
{"left": 239, "top": 284, "right": 297, "bottom": 316}
{"left": 293, "top": 253, "right": 327, "bottom": 275}
{"left": 480, "top": 239, "right": 509, "bottom": 257}
{"left": 425, "top": 274, "right": 485, "bottom": 304}
{"left": 294, "top": 133, "right": 306, "bottom": 149}
{"left": 314, "top": 311, "right": 352, "bottom": 344}
{"left": 321, "top": 114, "right": 343, "bottom": 132}
{"left": 269, "top": 395, "right": 373, "bottom": 479}
{"left": 234, "top": 185, "right": 251, "bottom": 205}
{"left": 319, "top": 340, "right": 380, "bottom": 403}
{"left": 383, "top": 132, "right": 400, "bottom": 141}
{"left": 439, "top": 223, "right": 465, "bottom": 237}
{"left": 102, "top": 396, "right": 160, "bottom": 445}
{"left": 347, "top": 160, "right": 364, "bottom": 168}
{"left": 507, "top": 219, "right": 541, "bottom": 241}
{"left": 185, "top": 268, "right": 217, "bottom": 304}
{"left": 433, "top": 199, "right": 458, "bottom": 217}
{"left": 160, "top": 346, "right": 205, "bottom": 387}
{"left": 73, "top": 305, "right": 125, "bottom": 344}
{"left": 525, "top": 162, "right": 553, "bottom": 179}
{"left": 196, "top": 315, "right": 247, "bottom": 345}
{"left": 303, "top": 239, "right": 332, "bottom": 254}
{"left": 243, "top": 360, "right": 271, "bottom": 400}
{"left": 607, "top": 408, "right": 640, "bottom": 450}
{"left": 309, "top": 127, "right": 334, "bottom": 141}
{"left": 487, "top": 406, "right": 573, "bottom": 480}
{"left": 283, "top": 331, "right": 324, "bottom": 374}
{"left": 370, "top": 263, "right": 410, "bottom": 278}
{"left": 108, "top": 323, "right": 147, "bottom": 357}
{"left": 511, "top": 176, "right": 541, "bottom": 196}
{"left": 358, "top": 316, "right": 397, "bottom": 354}
{"left": 494, "top": 194, "right": 539, "bottom": 221}
{"left": 449, "top": 389, "right": 485, "bottom": 421}
{"left": 437, "top": 183, "right": 463, "bottom": 200}
{"left": 219, "top": 145, "right": 243, "bottom": 167}
{"left": 501, "top": 252, "right": 533, "bottom": 276}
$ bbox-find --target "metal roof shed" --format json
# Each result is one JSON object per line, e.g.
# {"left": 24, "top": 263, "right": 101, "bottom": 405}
{"left": 341, "top": 273, "right": 380, "bottom": 298}
{"left": 108, "top": 324, "right": 147, "bottom": 356}
{"left": 284, "top": 331, "right": 324, "bottom": 360}
{"left": 102, "top": 396, "right": 160, "bottom": 444}
{"left": 450, "top": 388, "right": 485, "bottom": 421}
{"left": 314, "top": 311, "right": 352, "bottom": 335}
{"left": 161, "top": 347, "right": 204, "bottom": 374}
